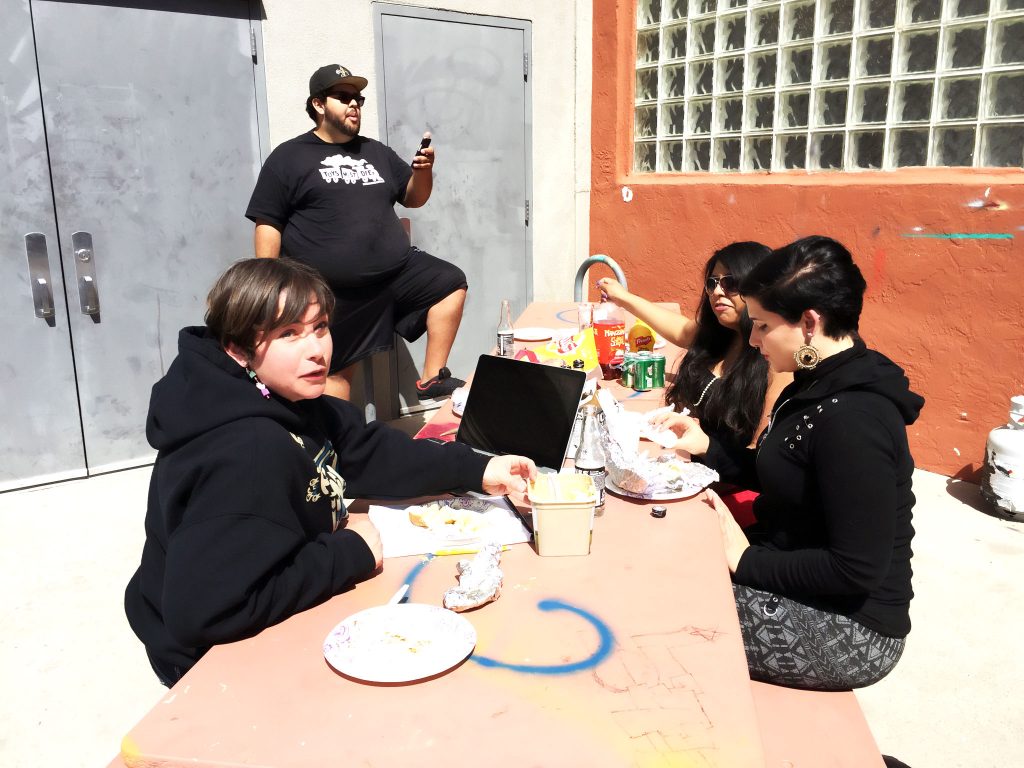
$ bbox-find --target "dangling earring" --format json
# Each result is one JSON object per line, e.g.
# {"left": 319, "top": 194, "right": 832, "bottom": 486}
{"left": 794, "top": 344, "right": 820, "bottom": 370}
{"left": 247, "top": 367, "right": 271, "bottom": 398}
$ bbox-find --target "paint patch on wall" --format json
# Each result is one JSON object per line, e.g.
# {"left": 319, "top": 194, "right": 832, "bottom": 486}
{"left": 871, "top": 246, "right": 887, "bottom": 283}
{"left": 902, "top": 233, "right": 1014, "bottom": 240}
{"left": 965, "top": 187, "right": 1009, "bottom": 211}
{"left": 966, "top": 199, "right": 1009, "bottom": 211}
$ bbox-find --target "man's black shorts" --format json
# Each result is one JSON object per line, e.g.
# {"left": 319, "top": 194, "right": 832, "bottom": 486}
{"left": 327, "top": 248, "right": 467, "bottom": 373}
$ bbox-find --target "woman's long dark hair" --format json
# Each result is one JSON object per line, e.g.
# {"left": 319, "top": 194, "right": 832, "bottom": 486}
{"left": 665, "top": 242, "right": 772, "bottom": 447}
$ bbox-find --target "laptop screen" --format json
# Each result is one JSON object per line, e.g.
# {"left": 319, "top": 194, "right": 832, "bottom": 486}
{"left": 456, "top": 355, "right": 587, "bottom": 471}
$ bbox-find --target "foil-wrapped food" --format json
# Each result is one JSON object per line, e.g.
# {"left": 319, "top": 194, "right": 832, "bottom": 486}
{"left": 596, "top": 390, "right": 719, "bottom": 498}
{"left": 442, "top": 542, "right": 503, "bottom": 612}
{"left": 606, "top": 451, "right": 719, "bottom": 497}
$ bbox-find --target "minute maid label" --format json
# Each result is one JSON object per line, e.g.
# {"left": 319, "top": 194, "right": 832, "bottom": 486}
{"left": 319, "top": 154, "right": 384, "bottom": 186}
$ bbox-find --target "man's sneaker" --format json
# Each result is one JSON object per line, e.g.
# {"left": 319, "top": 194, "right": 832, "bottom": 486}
{"left": 415, "top": 367, "right": 465, "bottom": 401}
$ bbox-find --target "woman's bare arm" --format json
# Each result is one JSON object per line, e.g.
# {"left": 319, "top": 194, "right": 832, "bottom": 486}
{"left": 596, "top": 278, "right": 698, "bottom": 347}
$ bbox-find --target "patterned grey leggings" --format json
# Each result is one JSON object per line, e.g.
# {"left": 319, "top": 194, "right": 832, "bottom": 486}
{"left": 732, "top": 584, "right": 905, "bottom": 691}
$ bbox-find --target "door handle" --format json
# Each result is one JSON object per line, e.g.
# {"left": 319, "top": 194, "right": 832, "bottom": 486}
{"left": 72, "top": 231, "right": 100, "bottom": 316}
{"left": 80, "top": 275, "right": 99, "bottom": 314}
{"left": 24, "top": 233, "right": 56, "bottom": 320}
{"left": 35, "top": 278, "right": 54, "bottom": 317}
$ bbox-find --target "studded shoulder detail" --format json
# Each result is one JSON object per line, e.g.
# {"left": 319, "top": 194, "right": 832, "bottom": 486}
{"left": 780, "top": 397, "right": 840, "bottom": 449}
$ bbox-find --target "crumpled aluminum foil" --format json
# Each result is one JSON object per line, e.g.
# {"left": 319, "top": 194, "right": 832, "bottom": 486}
{"left": 442, "top": 542, "right": 503, "bottom": 612}
{"left": 596, "top": 390, "right": 719, "bottom": 497}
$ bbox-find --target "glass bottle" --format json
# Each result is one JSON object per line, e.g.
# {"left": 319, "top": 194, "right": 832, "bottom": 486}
{"left": 575, "top": 404, "right": 606, "bottom": 513}
{"left": 577, "top": 301, "right": 594, "bottom": 332}
{"left": 496, "top": 299, "right": 514, "bottom": 357}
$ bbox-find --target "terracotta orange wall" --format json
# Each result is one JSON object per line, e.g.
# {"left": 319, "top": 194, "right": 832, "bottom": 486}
{"left": 590, "top": 0, "right": 1024, "bottom": 478}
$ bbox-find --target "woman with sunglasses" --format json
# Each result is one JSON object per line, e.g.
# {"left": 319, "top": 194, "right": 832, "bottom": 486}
{"left": 598, "top": 242, "right": 791, "bottom": 498}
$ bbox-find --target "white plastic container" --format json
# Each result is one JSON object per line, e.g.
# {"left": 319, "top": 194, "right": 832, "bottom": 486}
{"left": 981, "top": 395, "right": 1024, "bottom": 515}
{"left": 528, "top": 474, "right": 597, "bottom": 556}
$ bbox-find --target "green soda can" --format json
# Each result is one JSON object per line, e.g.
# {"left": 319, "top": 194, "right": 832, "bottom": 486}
{"left": 651, "top": 353, "right": 666, "bottom": 389}
{"left": 620, "top": 352, "right": 639, "bottom": 388}
{"left": 632, "top": 352, "right": 654, "bottom": 391}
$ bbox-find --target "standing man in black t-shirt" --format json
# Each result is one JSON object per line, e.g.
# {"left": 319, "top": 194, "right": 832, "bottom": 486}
{"left": 246, "top": 64, "right": 467, "bottom": 401}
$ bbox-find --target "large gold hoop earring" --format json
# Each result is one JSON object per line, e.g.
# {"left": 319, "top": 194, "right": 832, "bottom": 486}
{"left": 794, "top": 344, "right": 820, "bottom": 370}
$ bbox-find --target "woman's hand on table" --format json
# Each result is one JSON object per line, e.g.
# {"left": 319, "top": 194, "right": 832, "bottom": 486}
{"left": 344, "top": 515, "right": 384, "bottom": 570}
{"left": 482, "top": 455, "right": 537, "bottom": 495}
{"left": 703, "top": 489, "right": 749, "bottom": 573}
{"left": 649, "top": 411, "right": 711, "bottom": 456}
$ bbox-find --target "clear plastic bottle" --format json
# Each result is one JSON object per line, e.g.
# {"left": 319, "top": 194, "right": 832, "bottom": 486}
{"left": 593, "top": 302, "right": 626, "bottom": 379}
{"left": 575, "top": 404, "right": 607, "bottom": 513}
{"left": 496, "top": 299, "right": 514, "bottom": 357}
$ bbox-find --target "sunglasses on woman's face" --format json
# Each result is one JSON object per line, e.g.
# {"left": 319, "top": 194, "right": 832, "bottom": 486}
{"left": 704, "top": 274, "right": 740, "bottom": 295}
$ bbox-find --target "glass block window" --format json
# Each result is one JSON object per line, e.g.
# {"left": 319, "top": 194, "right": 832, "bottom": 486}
{"left": 633, "top": 0, "right": 1024, "bottom": 172}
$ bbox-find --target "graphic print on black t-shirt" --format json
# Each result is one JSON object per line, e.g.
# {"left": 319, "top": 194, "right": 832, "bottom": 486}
{"left": 246, "top": 133, "right": 415, "bottom": 289}
{"left": 319, "top": 154, "right": 385, "bottom": 186}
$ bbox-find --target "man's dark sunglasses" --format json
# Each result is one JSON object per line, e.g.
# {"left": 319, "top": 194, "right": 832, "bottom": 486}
{"left": 704, "top": 274, "right": 740, "bottom": 295}
{"left": 326, "top": 91, "right": 365, "bottom": 107}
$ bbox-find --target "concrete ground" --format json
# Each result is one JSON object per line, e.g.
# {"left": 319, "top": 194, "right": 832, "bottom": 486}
{"left": 1, "top": 434, "right": 1021, "bottom": 767}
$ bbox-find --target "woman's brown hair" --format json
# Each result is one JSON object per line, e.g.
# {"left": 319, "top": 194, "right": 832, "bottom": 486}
{"left": 205, "top": 258, "right": 335, "bottom": 360}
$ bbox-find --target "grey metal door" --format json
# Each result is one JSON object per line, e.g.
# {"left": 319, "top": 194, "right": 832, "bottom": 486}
{"left": 1, "top": 0, "right": 264, "bottom": 490}
{"left": 0, "top": 0, "right": 87, "bottom": 490}
{"left": 374, "top": 5, "right": 532, "bottom": 413}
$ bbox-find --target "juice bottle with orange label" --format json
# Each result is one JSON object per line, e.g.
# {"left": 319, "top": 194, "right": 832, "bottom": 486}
{"left": 628, "top": 319, "right": 656, "bottom": 352}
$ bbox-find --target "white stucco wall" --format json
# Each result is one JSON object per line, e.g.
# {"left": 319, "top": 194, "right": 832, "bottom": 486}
{"left": 258, "top": 0, "right": 591, "bottom": 301}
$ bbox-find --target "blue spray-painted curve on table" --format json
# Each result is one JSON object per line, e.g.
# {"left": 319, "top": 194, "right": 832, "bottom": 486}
{"left": 471, "top": 599, "right": 615, "bottom": 674}
{"left": 401, "top": 557, "right": 615, "bottom": 674}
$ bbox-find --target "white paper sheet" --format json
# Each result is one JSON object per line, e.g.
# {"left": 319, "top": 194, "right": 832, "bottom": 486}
{"left": 368, "top": 496, "right": 530, "bottom": 558}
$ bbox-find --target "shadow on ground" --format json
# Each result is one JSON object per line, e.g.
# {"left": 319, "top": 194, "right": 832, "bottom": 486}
{"left": 945, "top": 477, "right": 1020, "bottom": 521}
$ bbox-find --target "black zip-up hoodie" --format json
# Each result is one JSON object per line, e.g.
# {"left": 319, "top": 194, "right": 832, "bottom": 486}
{"left": 706, "top": 339, "right": 924, "bottom": 638}
{"left": 125, "top": 327, "right": 489, "bottom": 682}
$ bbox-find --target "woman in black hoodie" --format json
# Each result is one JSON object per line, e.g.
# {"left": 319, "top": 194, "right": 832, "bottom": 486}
{"left": 125, "top": 258, "right": 535, "bottom": 686}
{"left": 658, "top": 236, "right": 924, "bottom": 690}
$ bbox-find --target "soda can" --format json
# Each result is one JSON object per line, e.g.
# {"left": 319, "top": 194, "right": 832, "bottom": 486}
{"left": 620, "top": 351, "right": 639, "bottom": 388}
{"left": 632, "top": 352, "right": 654, "bottom": 392}
{"left": 650, "top": 353, "right": 666, "bottom": 389}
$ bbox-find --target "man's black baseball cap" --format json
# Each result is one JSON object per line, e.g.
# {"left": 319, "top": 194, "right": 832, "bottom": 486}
{"left": 308, "top": 64, "right": 368, "bottom": 97}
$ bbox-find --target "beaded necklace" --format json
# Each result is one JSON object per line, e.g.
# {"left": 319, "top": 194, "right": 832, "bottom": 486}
{"left": 692, "top": 375, "right": 718, "bottom": 407}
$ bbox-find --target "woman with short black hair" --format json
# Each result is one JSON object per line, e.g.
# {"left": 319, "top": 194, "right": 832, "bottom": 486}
{"left": 663, "top": 236, "right": 923, "bottom": 690}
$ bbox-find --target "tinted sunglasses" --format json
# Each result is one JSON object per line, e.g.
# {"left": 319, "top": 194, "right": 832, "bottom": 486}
{"left": 704, "top": 274, "right": 740, "bottom": 295}
{"left": 326, "top": 91, "right": 365, "bottom": 107}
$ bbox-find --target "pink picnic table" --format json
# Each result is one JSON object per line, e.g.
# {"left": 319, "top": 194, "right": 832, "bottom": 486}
{"left": 119, "top": 301, "right": 881, "bottom": 767}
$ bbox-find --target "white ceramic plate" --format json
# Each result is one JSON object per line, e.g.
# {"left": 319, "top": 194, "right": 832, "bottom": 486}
{"left": 513, "top": 326, "right": 552, "bottom": 342}
{"left": 324, "top": 603, "right": 477, "bottom": 683}
{"left": 605, "top": 477, "right": 704, "bottom": 501}
{"left": 654, "top": 338, "right": 667, "bottom": 349}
